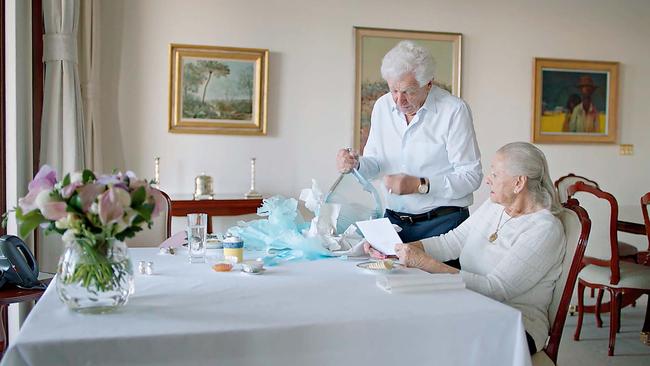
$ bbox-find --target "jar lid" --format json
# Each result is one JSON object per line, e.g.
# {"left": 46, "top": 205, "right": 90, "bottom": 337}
{"left": 223, "top": 236, "right": 242, "bottom": 243}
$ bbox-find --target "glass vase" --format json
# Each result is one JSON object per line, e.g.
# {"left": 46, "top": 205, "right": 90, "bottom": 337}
{"left": 56, "top": 238, "right": 134, "bottom": 313}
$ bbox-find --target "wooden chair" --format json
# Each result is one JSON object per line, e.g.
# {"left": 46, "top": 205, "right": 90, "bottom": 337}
{"left": 557, "top": 174, "right": 638, "bottom": 313}
{"left": 570, "top": 182, "right": 650, "bottom": 356}
{"left": 640, "top": 192, "right": 650, "bottom": 344}
{"left": 555, "top": 173, "right": 599, "bottom": 204}
{"left": 556, "top": 173, "right": 637, "bottom": 260}
{"left": 641, "top": 192, "right": 650, "bottom": 263}
{"left": 532, "top": 199, "right": 591, "bottom": 366}
{"left": 125, "top": 189, "right": 172, "bottom": 247}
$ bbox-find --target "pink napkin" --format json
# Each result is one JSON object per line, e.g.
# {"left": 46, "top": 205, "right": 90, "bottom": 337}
{"left": 159, "top": 231, "right": 185, "bottom": 248}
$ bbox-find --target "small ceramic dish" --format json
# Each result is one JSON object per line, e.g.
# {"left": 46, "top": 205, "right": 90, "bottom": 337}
{"left": 356, "top": 260, "right": 403, "bottom": 273}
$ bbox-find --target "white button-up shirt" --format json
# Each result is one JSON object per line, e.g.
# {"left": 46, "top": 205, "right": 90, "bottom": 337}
{"left": 358, "top": 86, "right": 482, "bottom": 214}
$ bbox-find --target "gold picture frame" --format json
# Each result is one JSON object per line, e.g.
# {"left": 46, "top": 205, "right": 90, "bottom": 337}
{"left": 532, "top": 58, "right": 619, "bottom": 143}
{"left": 168, "top": 43, "right": 268, "bottom": 135}
{"left": 354, "top": 27, "right": 462, "bottom": 151}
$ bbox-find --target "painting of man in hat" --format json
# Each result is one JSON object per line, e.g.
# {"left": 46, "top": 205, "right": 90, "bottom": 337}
{"left": 533, "top": 58, "right": 618, "bottom": 143}
{"left": 538, "top": 70, "right": 608, "bottom": 135}
{"left": 568, "top": 75, "right": 600, "bottom": 132}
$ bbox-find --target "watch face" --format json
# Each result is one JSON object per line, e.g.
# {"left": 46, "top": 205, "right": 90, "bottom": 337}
{"left": 418, "top": 184, "right": 427, "bottom": 194}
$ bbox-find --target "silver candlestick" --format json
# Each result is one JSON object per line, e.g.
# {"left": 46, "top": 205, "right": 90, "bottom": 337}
{"left": 245, "top": 157, "right": 262, "bottom": 199}
{"left": 152, "top": 157, "right": 160, "bottom": 188}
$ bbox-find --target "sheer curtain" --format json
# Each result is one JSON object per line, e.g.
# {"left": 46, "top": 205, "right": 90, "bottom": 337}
{"left": 39, "top": 0, "right": 86, "bottom": 272}
{"left": 79, "top": 0, "right": 102, "bottom": 172}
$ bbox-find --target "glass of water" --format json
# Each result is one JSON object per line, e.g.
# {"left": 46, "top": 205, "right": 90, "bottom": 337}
{"left": 187, "top": 213, "right": 207, "bottom": 263}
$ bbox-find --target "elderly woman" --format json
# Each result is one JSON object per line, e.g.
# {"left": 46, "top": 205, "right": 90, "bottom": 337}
{"left": 366, "top": 142, "right": 565, "bottom": 355}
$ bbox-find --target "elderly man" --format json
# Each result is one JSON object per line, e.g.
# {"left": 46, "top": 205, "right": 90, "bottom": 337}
{"left": 337, "top": 40, "right": 482, "bottom": 248}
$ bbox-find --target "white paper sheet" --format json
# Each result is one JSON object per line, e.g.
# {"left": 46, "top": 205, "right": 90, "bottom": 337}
{"left": 355, "top": 217, "right": 402, "bottom": 255}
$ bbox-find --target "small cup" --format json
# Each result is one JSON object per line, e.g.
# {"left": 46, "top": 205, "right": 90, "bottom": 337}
{"left": 241, "top": 259, "right": 264, "bottom": 274}
{"left": 222, "top": 236, "right": 244, "bottom": 263}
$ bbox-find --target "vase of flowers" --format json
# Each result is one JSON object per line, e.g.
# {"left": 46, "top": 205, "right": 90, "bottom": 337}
{"left": 14, "top": 165, "right": 165, "bottom": 313}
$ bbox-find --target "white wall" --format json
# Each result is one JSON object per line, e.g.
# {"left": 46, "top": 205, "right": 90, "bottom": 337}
{"left": 98, "top": 0, "right": 650, "bottom": 214}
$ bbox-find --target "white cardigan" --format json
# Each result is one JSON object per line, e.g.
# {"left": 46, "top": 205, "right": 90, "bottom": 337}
{"left": 421, "top": 199, "right": 565, "bottom": 351}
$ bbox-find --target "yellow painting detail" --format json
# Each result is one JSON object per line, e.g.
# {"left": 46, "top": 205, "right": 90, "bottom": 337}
{"left": 540, "top": 112, "right": 606, "bottom": 134}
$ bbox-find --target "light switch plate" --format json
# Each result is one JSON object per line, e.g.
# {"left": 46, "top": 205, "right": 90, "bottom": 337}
{"left": 619, "top": 144, "right": 634, "bottom": 155}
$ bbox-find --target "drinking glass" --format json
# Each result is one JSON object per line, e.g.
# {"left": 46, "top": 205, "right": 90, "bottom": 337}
{"left": 187, "top": 213, "right": 207, "bottom": 263}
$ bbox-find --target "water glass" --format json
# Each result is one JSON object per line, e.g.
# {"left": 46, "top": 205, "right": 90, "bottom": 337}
{"left": 187, "top": 213, "right": 207, "bottom": 263}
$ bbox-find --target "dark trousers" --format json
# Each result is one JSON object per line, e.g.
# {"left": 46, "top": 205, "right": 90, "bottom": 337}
{"left": 385, "top": 207, "right": 469, "bottom": 269}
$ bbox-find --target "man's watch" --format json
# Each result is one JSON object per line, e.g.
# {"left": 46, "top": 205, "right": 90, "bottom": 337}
{"left": 417, "top": 178, "right": 429, "bottom": 194}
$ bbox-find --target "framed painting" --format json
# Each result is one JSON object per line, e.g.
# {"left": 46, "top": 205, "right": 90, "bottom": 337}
{"left": 169, "top": 44, "right": 268, "bottom": 135}
{"left": 354, "top": 27, "right": 462, "bottom": 151}
{"left": 532, "top": 58, "right": 619, "bottom": 143}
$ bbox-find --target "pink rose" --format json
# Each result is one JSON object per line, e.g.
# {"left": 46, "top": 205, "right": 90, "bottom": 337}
{"left": 98, "top": 188, "right": 125, "bottom": 226}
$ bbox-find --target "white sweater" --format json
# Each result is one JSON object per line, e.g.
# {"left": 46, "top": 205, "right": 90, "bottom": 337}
{"left": 421, "top": 199, "right": 565, "bottom": 351}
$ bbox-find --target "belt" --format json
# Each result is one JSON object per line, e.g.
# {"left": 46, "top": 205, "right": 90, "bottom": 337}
{"left": 386, "top": 206, "right": 465, "bottom": 224}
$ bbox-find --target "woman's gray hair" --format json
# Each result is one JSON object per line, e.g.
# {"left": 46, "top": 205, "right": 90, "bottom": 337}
{"left": 380, "top": 40, "right": 435, "bottom": 86}
{"left": 497, "top": 142, "right": 562, "bottom": 215}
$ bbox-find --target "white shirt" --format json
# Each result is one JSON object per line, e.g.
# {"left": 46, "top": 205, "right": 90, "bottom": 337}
{"left": 421, "top": 199, "right": 566, "bottom": 352}
{"left": 358, "top": 86, "right": 482, "bottom": 214}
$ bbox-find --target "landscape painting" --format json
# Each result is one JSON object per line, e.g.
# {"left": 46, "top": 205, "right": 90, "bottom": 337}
{"left": 169, "top": 44, "right": 268, "bottom": 135}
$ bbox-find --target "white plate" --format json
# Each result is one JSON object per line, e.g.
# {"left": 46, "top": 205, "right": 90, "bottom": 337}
{"left": 356, "top": 260, "right": 403, "bottom": 273}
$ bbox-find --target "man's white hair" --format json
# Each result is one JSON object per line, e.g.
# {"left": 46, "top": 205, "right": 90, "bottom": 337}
{"left": 380, "top": 40, "right": 435, "bottom": 86}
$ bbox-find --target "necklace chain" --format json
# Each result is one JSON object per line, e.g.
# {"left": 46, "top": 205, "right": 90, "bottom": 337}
{"left": 488, "top": 209, "right": 515, "bottom": 243}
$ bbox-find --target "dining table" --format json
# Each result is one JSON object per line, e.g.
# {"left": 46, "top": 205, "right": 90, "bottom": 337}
{"left": 0, "top": 248, "right": 533, "bottom": 366}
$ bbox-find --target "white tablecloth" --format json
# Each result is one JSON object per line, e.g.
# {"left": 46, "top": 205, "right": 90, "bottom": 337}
{"left": 2, "top": 249, "right": 532, "bottom": 366}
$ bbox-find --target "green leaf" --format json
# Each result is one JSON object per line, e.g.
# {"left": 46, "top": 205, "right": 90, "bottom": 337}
{"left": 134, "top": 203, "right": 153, "bottom": 222}
{"left": 115, "top": 226, "right": 142, "bottom": 241}
{"left": 131, "top": 186, "right": 146, "bottom": 208}
{"left": 82, "top": 170, "right": 96, "bottom": 183}
{"left": 62, "top": 173, "right": 71, "bottom": 187}
{"left": 16, "top": 208, "right": 47, "bottom": 239}
{"left": 68, "top": 194, "right": 83, "bottom": 213}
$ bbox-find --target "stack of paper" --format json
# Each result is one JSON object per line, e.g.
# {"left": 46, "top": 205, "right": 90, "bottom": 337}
{"left": 376, "top": 273, "right": 465, "bottom": 293}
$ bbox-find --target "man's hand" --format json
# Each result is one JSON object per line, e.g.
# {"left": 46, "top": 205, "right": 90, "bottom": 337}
{"left": 384, "top": 174, "right": 420, "bottom": 195}
{"left": 336, "top": 148, "right": 359, "bottom": 173}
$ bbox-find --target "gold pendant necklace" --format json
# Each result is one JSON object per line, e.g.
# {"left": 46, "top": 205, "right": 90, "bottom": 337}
{"left": 489, "top": 209, "right": 514, "bottom": 243}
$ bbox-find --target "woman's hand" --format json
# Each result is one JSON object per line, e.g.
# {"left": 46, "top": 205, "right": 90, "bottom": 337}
{"left": 395, "top": 243, "right": 459, "bottom": 274}
{"left": 363, "top": 241, "right": 387, "bottom": 259}
{"left": 395, "top": 243, "right": 431, "bottom": 269}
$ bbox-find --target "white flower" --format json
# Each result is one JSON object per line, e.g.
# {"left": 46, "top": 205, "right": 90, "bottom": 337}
{"left": 35, "top": 189, "right": 54, "bottom": 211}
{"left": 55, "top": 215, "right": 69, "bottom": 230}
{"left": 90, "top": 202, "right": 99, "bottom": 214}
{"left": 62, "top": 229, "right": 76, "bottom": 243}
{"left": 70, "top": 172, "right": 83, "bottom": 184}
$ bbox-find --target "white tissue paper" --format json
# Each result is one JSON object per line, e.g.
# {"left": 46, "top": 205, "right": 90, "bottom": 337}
{"left": 299, "top": 179, "right": 366, "bottom": 254}
{"left": 377, "top": 273, "right": 465, "bottom": 294}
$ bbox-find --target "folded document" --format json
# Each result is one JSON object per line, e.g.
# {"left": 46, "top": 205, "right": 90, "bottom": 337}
{"left": 377, "top": 273, "right": 465, "bottom": 293}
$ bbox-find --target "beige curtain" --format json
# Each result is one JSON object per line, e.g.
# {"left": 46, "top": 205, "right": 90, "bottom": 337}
{"left": 79, "top": 0, "right": 102, "bottom": 172}
{"left": 39, "top": 0, "right": 85, "bottom": 272}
